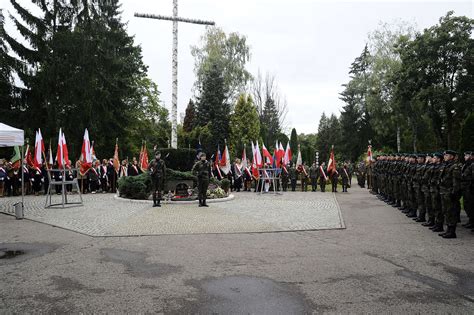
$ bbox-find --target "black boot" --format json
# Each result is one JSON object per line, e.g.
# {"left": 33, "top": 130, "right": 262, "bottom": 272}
{"left": 432, "top": 223, "right": 444, "bottom": 232}
{"left": 406, "top": 210, "right": 417, "bottom": 218}
{"left": 202, "top": 199, "right": 209, "bottom": 207}
{"left": 156, "top": 200, "right": 161, "bottom": 207}
{"left": 198, "top": 198, "right": 203, "bottom": 207}
{"left": 461, "top": 219, "right": 474, "bottom": 229}
{"left": 153, "top": 194, "right": 158, "bottom": 207}
{"left": 422, "top": 218, "right": 435, "bottom": 227}
{"left": 442, "top": 225, "right": 456, "bottom": 239}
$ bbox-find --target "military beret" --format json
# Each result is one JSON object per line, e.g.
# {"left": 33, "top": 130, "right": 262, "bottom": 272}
{"left": 433, "top": 152, "right": 443, "bottom": 158}
{"left": 154, "top": 150, "right": 161, "bottom": 155}
{"left": 444, "top": 150, "right": 457, "bottom": 156}
{"left": 464, "top": 151, "right": 473, "bottom": 155}
{"left": 200, "top": 152, "right": 207, "bottom": 157}
{"left": 417, "top": 154, "right": 426, "bottom": 158}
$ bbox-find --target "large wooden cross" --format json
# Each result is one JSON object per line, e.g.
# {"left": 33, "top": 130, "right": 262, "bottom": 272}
{"left": 135, "top": 1, "right": 215, "bottom": 149}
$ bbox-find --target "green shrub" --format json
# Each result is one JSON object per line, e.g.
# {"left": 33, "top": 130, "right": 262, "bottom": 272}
{"left": 158, "top": 148, "right": 197, "bottom": 171}
{"left": 118, "top": 172, "right": 153, "bottom": 200}
{"left": 221, "top": 178, "right": 231, "bottom": 191}
{"left": 118, "top": 169, "right": 197, "bottom": 199}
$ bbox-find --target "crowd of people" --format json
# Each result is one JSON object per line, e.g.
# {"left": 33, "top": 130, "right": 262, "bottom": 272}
{"left": 210, "top": 159, "right": 353, "bottom": 194}
{"left": 358, "top": 150, "right": 473, "bottom": 239}
{"left": 0, "top": 157, "right": 144, "bottom": 197}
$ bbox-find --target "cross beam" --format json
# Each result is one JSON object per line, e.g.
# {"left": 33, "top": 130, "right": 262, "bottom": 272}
{"left": 135, "top": 1, "right": 215, "bottom": 149}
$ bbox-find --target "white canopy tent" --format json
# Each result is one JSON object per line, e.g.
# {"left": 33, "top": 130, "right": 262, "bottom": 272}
{"left": 0, "top": 123, "right": 25, "bottom": 218}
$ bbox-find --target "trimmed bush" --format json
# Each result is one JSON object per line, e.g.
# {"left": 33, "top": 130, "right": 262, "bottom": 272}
{"left": 118, "top": 169, "right": 197, "bottom": 199}
{"left": 118, "top": 172, "right": 153, "bottom": 200}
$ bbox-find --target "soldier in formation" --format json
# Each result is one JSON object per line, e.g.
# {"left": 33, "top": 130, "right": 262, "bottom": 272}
{"left": 192, "top": 152, "right": 211, "bottom": 207}
{"left": 369, "top": 150, "right": 473, "bottom": 238}
{"left": 148, "top": 150, "right": 166, "bottom": 207}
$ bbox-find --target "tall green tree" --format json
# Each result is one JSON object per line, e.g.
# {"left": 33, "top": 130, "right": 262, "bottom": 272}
{"left": 260, "top": 96, "right": 281, "bottom": 147}
{"left": 289, "top": 128, "right": 298, "bottom": 161}
{"left": 229, "top": 94, "right": 260, "bottom": 157}
{"left": 191, "top": 27, "right": 252, "bottom": 104}
{"left": 3, "top": 0, "right": 167, "bottom": 158}
{"left": 195, "top": 62, "right": 230, "bottom": 152}
{"left": 183, "top": 99, "right": 196, "bottom": 133}
{"left": 316, "top": 113, "right": 341, "bottom": 163}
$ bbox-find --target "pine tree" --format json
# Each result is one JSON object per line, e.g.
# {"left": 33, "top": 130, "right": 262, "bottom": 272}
{"left": 290, "top": 128, "right": 298, "bottom": 161}
{"left": 183, "top": 99, "right": 196, "bottom": 133}
{"left": 260, "top": 96, "right": 280, "bottom": 147}
{"left": 195, "top": 62, "right": 230, "bottom": 148}
{"left": 230, "top": 94, "right": 260, "bottom": 156}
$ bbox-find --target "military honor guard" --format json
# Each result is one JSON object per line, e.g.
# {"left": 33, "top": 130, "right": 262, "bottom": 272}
{"left": 148, "top": 150, "right": 166, "bottom": 207}
{"left": 192, "top": 152, "right": 211, "bottom": 207}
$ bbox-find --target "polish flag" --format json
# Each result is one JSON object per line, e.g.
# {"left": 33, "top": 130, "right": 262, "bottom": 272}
{"left": 220, "top": 143, "right": 231, "bottom": 175}
{"left": 262, "top": 143, "right": 273, "bottom": 165}
{"left": 113, "top": 140, "right": 120, "bottom": 173}
{"left": 295, "top": 144, "right": 302, "bottom": 169}
{"left": 327, "top": 145, "right": 337, "bottom": 175}
{"left": 251, "top": 141, "right": 259, "bottom": 179}
{"left": 139, "top": 142, "right": 149, "bottom": 173}
{"left": 25, "top": 144, "right": 34, "bottom": 168}
{"left": 278, "top": 142, "right": 285, "bottom": 166}
{"left": 80, "top": 129, "right": 93, "bottom": 176}
{"left": 56, "top": 129, "right": 70, "bottom": 168}
{"left": 33, "top": 129, "right": 45, "bottom": 171}
{"left": 242, "top": 146, "right": 251, "bottom": 177}
{"left": 284, "top": 142, "right": 292, "bottom": 165}
{"left": 255, "top": 141, "right": 263, "bottom": 168}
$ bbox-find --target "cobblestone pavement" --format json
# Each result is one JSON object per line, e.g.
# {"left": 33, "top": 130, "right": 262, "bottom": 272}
{"left": 0, "top": 191, "right": 344, "bottom": 236}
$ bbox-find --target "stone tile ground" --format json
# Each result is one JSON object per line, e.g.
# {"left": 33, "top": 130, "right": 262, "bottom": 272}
{"left": 0, "top": 192, "right": 344, "bottom": 236}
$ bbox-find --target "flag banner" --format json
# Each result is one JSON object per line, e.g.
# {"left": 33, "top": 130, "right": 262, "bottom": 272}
{"left": 33, "top": 129, "right": 45, "bottom": 171}
{"left": 284, "top": 142, "right": 292, "bottom": 165}
{"left": 220, "top": 143, "right": 231, "bottom": 175}
{"left": 139, "top": 142, "right": 149, "bottom": 172}
{"left": 255, "top": 141, "right": 263, "bottom": 167}
{"left": 262, "top": 143, "right": 273, "bottom": 165}
{"left": 113, "top": 140, "right": 120, "bottom": 173}
{"left": 295, "top": 145, "right": 302, "bottom": 169}
{"left": 80, "top": 129, "right": 93, "bottom": 176}
{"left": 11, "top": 146, "right": 21, "bottom": 170}
{"left": 327, "top": 146, "right": 337, "bottom": 175}
{"left": 366, "top": 144, "right": 373, "bottom": 163}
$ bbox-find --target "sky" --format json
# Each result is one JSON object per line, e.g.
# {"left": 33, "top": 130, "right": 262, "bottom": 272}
{"left": 2, "top": 0, "right": 473, "bottom": 135}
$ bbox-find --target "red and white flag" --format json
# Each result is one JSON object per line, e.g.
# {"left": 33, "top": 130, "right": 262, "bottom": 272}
{"left": 251, "top": 141, "right": 259, "bottom": 179}
{"left": 25, "top": 144, "right": 34, "bottom": 168}
{"left": 262, "top": 143, "right": 273, "bottom": 165}
{"left": 366, "top": 144, "right": 373, "bottom": 163}
{"left": 56, "top": 129, "right": 70, "bottom": 169}
{"left": 255, "top": 141, "right": 263, "bottom": 168}
{"left": 242, "top": 146, "right": 251, "bottom": 177}
{"left": 80, "top": 129, "right": 93, "bottom": 176}
{"left": 295, "top": 144, "right": 302, "bottom": 169}
{"left": 139, "top": 142, "right": 149, "bottom": 173}
{"left": 220, "top": 143, "right": 231, "bottom": 175}
{"left": 33, "top": 129, "right": 45, "bottom": 171}
{"left": 327, "top": 145, "right": 337, "bottom": 175}
{"left": 284, "top": 142, "right": 292, "bottom": 165}
{"left": 278, "top": 142, "right": 285, "bottom": 167}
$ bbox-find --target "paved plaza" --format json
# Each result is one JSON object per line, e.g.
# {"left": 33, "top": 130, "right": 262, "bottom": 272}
{"left": 0, "top": 192, "right": 344, "bottom": 236}
{"left": 1, "top": 186, "right": 474, "bottom": 314}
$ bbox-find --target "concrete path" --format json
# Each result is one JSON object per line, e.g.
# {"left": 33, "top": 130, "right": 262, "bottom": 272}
{"left": 1, "top": 186, "right": 473, "bottom": 314}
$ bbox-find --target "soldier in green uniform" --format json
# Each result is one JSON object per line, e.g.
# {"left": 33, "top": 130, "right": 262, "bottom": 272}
{"left": 426, "top": 153, "right": 443, "bottom": 228}
{"left": 461, "top": 151, "right": 473, "bottom": 229}
{"left": 411, "top": 154, "right": 426, "bottom": 219}
{"left": 309, "top": 162, "right": 319, "bottom": 192}
{"left": 148, "top": 150, "right": 166, "bottom": 207}
{"left": 192, "top": 152, "right": 211, "bottom": 207}
{"left": 289, "top": 162, "right": 297, "bottom": 192}
{"left": 418, "top": 154, "right": 433, "bottom": 223}
{"left": 437, "top": 150, "right": 461, "bottom": 238}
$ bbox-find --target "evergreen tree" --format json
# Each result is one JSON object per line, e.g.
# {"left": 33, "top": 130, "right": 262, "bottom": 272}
{"left": 460, "top": 113, "right": 474, "bottom": 153}
{"left": 230, "top": 94, "right": 260, "bottom": 156}
{"left": 183, "top": 99, "right": 196, "bottom": 133}
{"left": 260, "top": 96, "right": 281, "bottom": 147}
{"left": 289, "top": 128, "right": 298, "bottom": 161}
{"left": 3, "top": 0, "right": 166, "bottom": 158}
{"left": 195, "top": 62, "right": 230, "bottom": 150}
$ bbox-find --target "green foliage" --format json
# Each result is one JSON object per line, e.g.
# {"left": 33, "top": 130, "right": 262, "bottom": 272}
{"left": 289, "top": 128, "right": 298, "bottom": 160}
{"left": 2, "top": 0, "right": 169, "bottom": 159}
{"left": 195, "top": 63, "right": 230, "bottom": 150}
{"left": 118, "top": 172, "right": 153, "bottom": 200}
{"left": 460, "top": 113, "right": 474, "bottom": 153}
{"left": 158, "top": 148, "right": 197, "bottom": 172}
{"left": 260, "top": 96, "right": 281, "bottom": 147}
{"left": 229, "top": 94, "right": 260, "bottom": 156}
{"left": 220, "top": 178, "right": 231, "bottom": 191}
{"left": 118, "top": 170, "right": 196, "bottom": 200}
{"left": 298, "top": 133, "right": 318, "bottom": 164}
{"left": 316, "top": 113, "right": 342, "bottom": 163}
{"left": 191, "top": 27, "right": 252, "bottom": 103}
{"left": 183, "top": 99, "right": 196, "bottom": 133}
{"left": 336, "top": 12, "right": 473, "bottom": 155}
